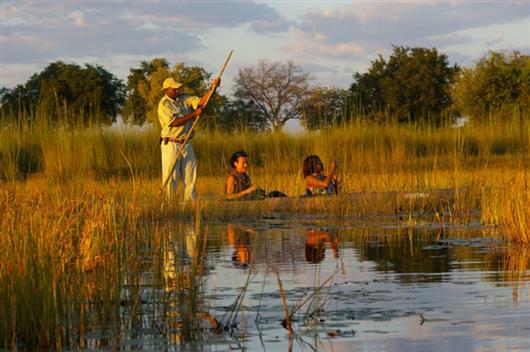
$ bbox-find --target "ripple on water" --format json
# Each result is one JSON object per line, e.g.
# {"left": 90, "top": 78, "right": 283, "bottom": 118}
{"left": 91, "top": 220, "right": 530, "bottom": 351}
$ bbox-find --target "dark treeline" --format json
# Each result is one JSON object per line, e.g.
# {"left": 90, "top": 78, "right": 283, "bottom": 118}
{"left": 0, "top": 62, "right": 125, "bottom": 126}
{"left": 1, "top": 46, "right": 528, "bottom": 131}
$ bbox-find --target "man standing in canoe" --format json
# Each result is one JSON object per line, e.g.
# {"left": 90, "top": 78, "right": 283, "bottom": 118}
{"left": 158, "top": 77, "right": 220, "bottom": 203}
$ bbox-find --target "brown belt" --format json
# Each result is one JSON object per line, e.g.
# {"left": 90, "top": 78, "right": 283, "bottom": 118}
{"left": 160, "top": 137, "right": 186, "bottom": 145}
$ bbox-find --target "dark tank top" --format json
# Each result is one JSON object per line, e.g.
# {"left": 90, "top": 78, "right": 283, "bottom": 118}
{"left": 226, "top": 170, "right": 252, "bottom": 194}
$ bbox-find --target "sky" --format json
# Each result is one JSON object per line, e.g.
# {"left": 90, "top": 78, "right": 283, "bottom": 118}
{"left": 1, "top": 0, "right": 529, "bottom": 96}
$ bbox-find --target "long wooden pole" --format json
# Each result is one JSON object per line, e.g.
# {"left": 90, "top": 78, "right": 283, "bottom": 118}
{"left": 159, "top": 50, "right": 233, "bottom": 198}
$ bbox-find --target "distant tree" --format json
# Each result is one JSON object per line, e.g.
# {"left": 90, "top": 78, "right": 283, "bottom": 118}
{"left": 215, "top": 98, "right": 269, "bottom": 133}
{"left": 350, "top": 46, "right": 459, "bottom": 124}
{"left": 123, "top": 59, "right": 224, "bottom": 126}
{"left": 0, "top": 86, "right": 29, "bottom": 124}
{"left": 234, "top": 60, "right": 311, "bottom": 131}
{"left": 121, "top": 59, "right": 167, "bottom": 125}
{"left": 452, "top": 50, "right": 530, "bottom": 121}
{"left": 0, "top": 61, "right": 125, "bottom": 125}
{"left": 349, "top": 55, "right": 387, "bottom": 119}
{"left": 0, "top": 88, "right": 7, "bottom": 111}
{"left": 300, "top": 86, "right": 350, "bottom": 130}
{"left": 122, "top": 58, "right": 169, "bottom": 125}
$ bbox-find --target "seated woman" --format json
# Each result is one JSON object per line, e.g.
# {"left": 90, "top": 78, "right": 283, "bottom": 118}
{"left": 303, "top": 155, "right": 339, "bottom": 196}
{"left": 225, "top": 150, "right": 265, "bottom": 200}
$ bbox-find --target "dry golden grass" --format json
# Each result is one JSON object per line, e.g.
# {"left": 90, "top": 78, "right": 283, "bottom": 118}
{"left": 481, "top": 172, "right": 530, "bottom": 244}
{"left": 0, "top": 176, "right": 223, "bottom": 349}
{"left": 1, "top": 117, "right": 529, "bottom": 349}
{"left": 501, "top": 246, "right": 530, "bottom": 302}
{"left": 1, "top": 168, "right": 528, "bottom": 349}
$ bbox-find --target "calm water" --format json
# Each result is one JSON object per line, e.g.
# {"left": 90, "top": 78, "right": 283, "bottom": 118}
{"left": 88, "top": 219, "right": 530, "bottom": 351}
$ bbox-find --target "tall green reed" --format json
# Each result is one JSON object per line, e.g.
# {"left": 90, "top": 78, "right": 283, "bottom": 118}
{"left": 2, "top": 113, "right": 527, "bottom": 182}
{"left": 0, "top": 177, "right": 223, "bottom": 349}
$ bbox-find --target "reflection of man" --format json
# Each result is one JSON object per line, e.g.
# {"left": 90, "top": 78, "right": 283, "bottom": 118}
{"left": 163, "top": 223, "right": 197, "bottom": 291}
{"left": 162, "top": 223, "right": 199, "bottom": 343}
{"left": 304, "top": 229, "right": 339, "bottom": 263}
{"left": 227, "top": 223, "right": 255, "bottom": 268}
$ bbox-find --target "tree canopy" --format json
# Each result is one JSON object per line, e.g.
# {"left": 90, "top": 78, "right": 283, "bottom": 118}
{"left": 122, "top": 59, "right": 224, "bottom": 127}
{"left": 300, "top": 86, "right": 350, "bottom": 130}
{"left": 215, "top": 98, "right": 269, "bottom": 133}
{"left": 350, "top": 46, "right": 459, "bottom": 124}
{"left": 0, "top": 61, "right": 125, "bottom": 125}
{"left": 234, "top": 60, "right": 311, "bottom": 131}
{"left": 452, "top": 51, "right": 530, "bottom": 121}
{"left": 3, "top": 47, "right": 527, "bottom": 131}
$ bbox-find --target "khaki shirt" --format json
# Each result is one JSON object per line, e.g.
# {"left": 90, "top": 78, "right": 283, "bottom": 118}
{"left": 158, "top": 94, "right": 200, "bottom": 139}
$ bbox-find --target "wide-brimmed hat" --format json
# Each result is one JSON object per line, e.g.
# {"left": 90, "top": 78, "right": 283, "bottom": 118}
{"left": 161, "top": 78, "right": 183, "bottom": 91}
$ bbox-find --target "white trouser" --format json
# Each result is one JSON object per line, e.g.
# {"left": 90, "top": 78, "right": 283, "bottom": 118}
{"left": 161, "top": 142, "right": 197, "bottom": 202}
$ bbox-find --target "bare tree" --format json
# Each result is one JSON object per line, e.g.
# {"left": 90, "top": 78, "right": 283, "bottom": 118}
{"left": 234, "top": 60, "right": 311, "bottom": 131}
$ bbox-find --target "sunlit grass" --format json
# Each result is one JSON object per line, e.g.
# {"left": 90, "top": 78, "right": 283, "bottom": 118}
{"left": 1, "top": 114, "right": 529, "bottom": 348}
{"left": 2, "top": 117, "right": 528, "bottom": 180}
{"left": 481, "top": 173, "right": 530, "bottom": 244}
{"left": 1, "top": 116, "right": 528, "bottom": 233}
{"left": 0, "top": 170, "right": 527, "bottom": 348}
{"left": 0, "top": 178, "right": 217, "bottom": 349}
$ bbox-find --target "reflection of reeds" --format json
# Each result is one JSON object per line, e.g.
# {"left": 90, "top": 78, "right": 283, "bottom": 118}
{"left": 503, "top": 246, "right": 530, "bottom": 280}
{"left": 273, "top": 266, "right": 339, "bottom": 338}
{"left": 275, "top": 270, "right": 293, "bottom": 336}
{"left": 501, "top": 246, "right": 530, "bottom": 302}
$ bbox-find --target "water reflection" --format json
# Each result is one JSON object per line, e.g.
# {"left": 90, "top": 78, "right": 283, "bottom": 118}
{"left": 354, "top": 227, "right": 451, "bottom": 282}
{"left": 164, "top": 227, "right": 195, "bottom": 288}
{"left": 162, "top": 224, "right": 194, "bottom": 344}
{"left": 305, "top": 228, "right": 339, "bottom": 263}
{"left": 79, "top": 221, "right": 529, "bottom": 351}
{"left": 209, "top": 224, "right": 530, "bottom": 352}
{"left": 226, "top": 223, "right": 255, "bottom": 268}
{"left": 501, "top": 246, "right": 530, "bottom": 303}
{"left": 159, "top": 221, "right": 225, "bottom": 347}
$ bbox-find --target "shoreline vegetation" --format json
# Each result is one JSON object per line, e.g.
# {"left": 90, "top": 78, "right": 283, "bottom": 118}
{"left": 1, "top": 116, "right": 529, "bottom": 349}
{"left": 1, "top": 116, "right": 528, "bottom": 236}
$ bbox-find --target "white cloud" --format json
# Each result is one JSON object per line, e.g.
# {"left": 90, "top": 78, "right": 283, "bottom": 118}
{"left": 67, "top": 11, "right": 85, "bottom": 28}
{"left": 314, "top": 32, "right": 327, "bottom": 42}
{"left": 292, "top": 2, "right": 530, "bottom": 58}
{"left": 1, "top": 0, "right": 528, "bottom": 91}
{"left": 428, "top": 32, "right": 473, "bottom": 47}
{"left": 0, "top": 63, "right": 42, "bottom": 88}
{"left": 288, "top": 29, "right": 365, "bottom": 60}
{"left": 0, "top": 0, "right": 293, "bottom": 87}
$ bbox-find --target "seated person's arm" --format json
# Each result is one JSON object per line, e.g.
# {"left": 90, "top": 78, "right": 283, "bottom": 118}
{"left": 225, "top": 175, "right": 257, "bottom": 200}
{"left": 306, "top": 175, "right": 331, "bottom": 189}
{"left": 305, "top": 161, "right": 337, "bottom": 189}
